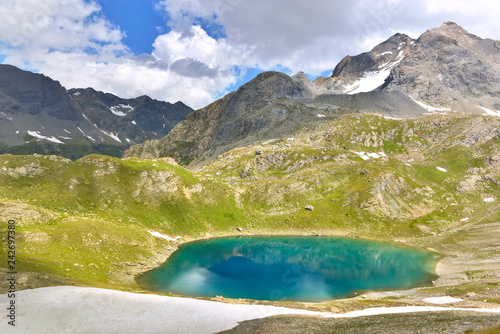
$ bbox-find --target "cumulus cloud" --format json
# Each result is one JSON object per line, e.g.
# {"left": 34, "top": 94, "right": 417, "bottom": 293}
{"left": 1, "top": 0, "right": 500, "bottom": 109}
{"left": 0, "top": 0, "right": 237, "bottom": 108}
{"left": 0, "top": 0, "right": 124, "bottom": 57}
{"left": 170, "top": 58, "right": 218, "bottom": 78}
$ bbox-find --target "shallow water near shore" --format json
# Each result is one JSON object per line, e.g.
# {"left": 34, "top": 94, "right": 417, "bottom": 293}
{"left": 137, "top": 236, "right": 438, "bottom": 302}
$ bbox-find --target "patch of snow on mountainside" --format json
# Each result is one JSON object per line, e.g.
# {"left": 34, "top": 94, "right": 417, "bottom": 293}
{"left": 109, "top": 104, "right": 133, "bottom": 117}
{"left": 410, "top": 97, "right": 451, "bottom": 112}
{"left": 344, "top": 51, "right": 405, "bottom": 95}
{"left": 100, "top": 129, "right": 122, "bottom": 143}
{"left": 478, "top": 106, "right": 500, "bottom": 116}
{"left": 377, "top": 51, "right": 393, "bottom": 57}
{"left": 27, "top": 130, "right": 64, "bottom": 144}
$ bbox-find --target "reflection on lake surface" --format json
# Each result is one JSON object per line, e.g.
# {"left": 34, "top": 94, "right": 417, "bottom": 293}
{"left": 137, "top": 236, "right": 437, "bottom": 302}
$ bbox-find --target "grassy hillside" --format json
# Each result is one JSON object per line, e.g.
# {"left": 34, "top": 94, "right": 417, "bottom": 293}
{"left": 0, "top": 113, "right": 499, "bottom": 302}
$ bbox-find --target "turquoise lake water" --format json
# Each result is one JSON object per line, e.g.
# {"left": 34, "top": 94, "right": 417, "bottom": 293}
{"left": 137, "top": 236, "right": 437, "bottom": 302}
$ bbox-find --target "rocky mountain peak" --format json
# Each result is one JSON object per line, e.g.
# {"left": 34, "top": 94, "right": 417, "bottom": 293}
{"left": 237, "top": 71, "right": 315, "bottom": 102}
{"left": 434, "top": 21, "right": 477, "bottom": 37}
{"left": 385, "top": 22, "right": 500, "bottom": 111}
{"left": 309, "top": 22, "right": 500, "bottom": 113}
{"left": 0, "top": 64, "right": 79, "bottom": 121}
{"left": 317, "top": 32, "right": 414, "bottom": 94}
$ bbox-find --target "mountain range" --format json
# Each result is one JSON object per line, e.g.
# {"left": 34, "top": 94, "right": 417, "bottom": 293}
{"left": 0, "top": 65, "right": 192, "bottom": 159}
{"left": 124, "top": 21, "right": 500, "bottom": 167}
{"left": 1, "top": 22, "right": 498, "bottom": 163}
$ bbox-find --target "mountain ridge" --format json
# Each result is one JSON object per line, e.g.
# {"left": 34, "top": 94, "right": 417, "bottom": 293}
{"left": 125, "top": 21, "right": 500, "bottom": 167}
{"left": 0, "top": 64, "right": 193, "bottom": 159}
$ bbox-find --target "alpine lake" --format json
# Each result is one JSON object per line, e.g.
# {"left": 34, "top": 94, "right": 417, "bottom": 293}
{"left": 137, "top": 236, "right": 438, "bottom": 302}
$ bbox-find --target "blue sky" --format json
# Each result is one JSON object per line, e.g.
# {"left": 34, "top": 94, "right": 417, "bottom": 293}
{"left": 0, "top": 0, "right": 499, "bottom": 109}
{"left": 97, "top": 0, "right": 268, "bottom": 93}
{"left": 99, "top": 0, "right": 165, "bottom": 55}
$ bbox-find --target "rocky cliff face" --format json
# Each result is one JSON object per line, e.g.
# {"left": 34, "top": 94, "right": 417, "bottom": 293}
{"left": 385, "top": 22, "right": 500, "bottom": 110}
{"left": 0, "top": 65, "right": 192, "bottom": 159}
{"left": 316, "top": 22, "right": 500, "bottom": 112}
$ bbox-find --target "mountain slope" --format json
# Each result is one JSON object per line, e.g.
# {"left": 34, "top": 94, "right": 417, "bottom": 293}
{"left": 317, "top": 22, "right": 500, "bottom": 112}
{"left": 124, "top": 71, "right": 319, "bottom": 165}
{"left": 315, "top": 33, "right": 414, "bottom": 94}
{"left": 385, "top": 21, "right": 500, "bottom": 110}
{"left": 126, "top": 22, "right": 500, "bottom": 167}
{"left": 0, "top": 65, "right": 192, "bottom": 159}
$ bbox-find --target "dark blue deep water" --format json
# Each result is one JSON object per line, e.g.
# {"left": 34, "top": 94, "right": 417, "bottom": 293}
{"left": 137, "top": 236, "right": 437, "bottom": 302}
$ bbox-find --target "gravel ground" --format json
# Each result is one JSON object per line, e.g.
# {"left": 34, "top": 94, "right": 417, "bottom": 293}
{"left": 218, "top": 311, "right": 500, "bottom": 334}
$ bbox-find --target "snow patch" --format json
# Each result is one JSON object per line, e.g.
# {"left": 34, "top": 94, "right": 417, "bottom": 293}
{"left": 109, "top": 104, "right": 133, "bottom": 117}
{"left": 323, "top": 306, "right": 500, "bottom": 318}
{"left": 344, "top": 69, "right": 392, "bottom": 94}
{"left": 478, "top": 106, "right": 500, "bottom": 116}
{"left": 410, "top": 97, "right": 450, "bottom": 112}
{"left": 131, "top": 120, "right": 137, "bottom": 125}
{"left": 63, "top": 129, "right": 71, "bottom": 134}
{"left": 317, "top": 114, "right": 326, "bottom": 118}
{"left": 484, "top": 198, "right": 495, "bottom": 203}
{"left": 72, "top": 91, "right": 81, "bottom": 96}
{"left": 15, "top": 131, "right": 19, "bottom": 134}
{"left": 126, "top": 138, "right": 132, "bottom": 144}
{"left": 377, "top": 51, "right": 393, "bottom": 57}
{"left": 436, "top": 167, "right": 447, "bottom": 172}
{"left": 460, "top": 218, "right": 470, "bottom": 222}
{"left": 352, "top": 151, "right": 386, "bottom": 160}
{"left": 100, "top": 129, "right": 121, "bottom": 143}
{"left": 27, "top": 130, "right": 64, "bottom": 144}
{"left": 148, "top": 231, "right": 176, "bottom": 242}
{"left": 344, "top": 51, "right": 405, "bottom": 95}
{"left": 353, "top": 151, "right": 370, "bottom": 160}
{"left": 423, "top": 297, "right": 464, "bottom": 304}
{"left": 9, "top": 286, "right": 500, "bottom": 334}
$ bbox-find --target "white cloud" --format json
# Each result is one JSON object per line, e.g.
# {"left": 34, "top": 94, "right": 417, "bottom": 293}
{"left": 0, "top": 0, "right": 237, "bottom": 108}
{"left": 0, "top": 0, "right": 123, "bottom": 53}
{"left": 157, "top": 0, "right": 500, "bottom": 74}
